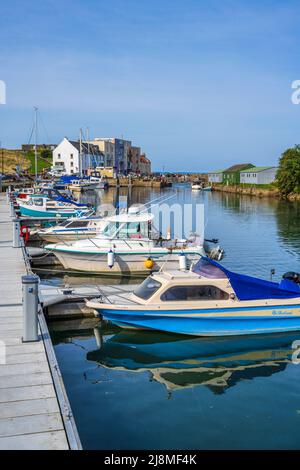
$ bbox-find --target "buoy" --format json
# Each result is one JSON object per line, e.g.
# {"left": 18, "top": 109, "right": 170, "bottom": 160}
{"left": 144, "top": 257, "right": 154, "bottom": 269}
{"left": 107, "top": 249, "right": 115, "bottom": 269}
{"left": 178, "top": 252, "right": 187, "bottom": 270}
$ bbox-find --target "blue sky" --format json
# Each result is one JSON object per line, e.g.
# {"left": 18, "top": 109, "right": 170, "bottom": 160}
{"left": 1, "top": 0, "right": 300, "bottom": 171}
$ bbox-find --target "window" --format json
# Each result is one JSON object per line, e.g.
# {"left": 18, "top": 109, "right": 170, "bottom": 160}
{"left": 67, "top": 221, "right": 89, "bottom": 228}
{"left": 70, "top": 170, "right": 74, "bottom": 174}
{"left": 160, "top": 285, "right": 229, "bottom": 302}
{"left": 134, "top": 277, "right": 162, "bottom": 300}
{"left": 57, "top": 153, "right": 61, "bottom": 159}
{"left": 70, "top": 154, "right": 73, "bottom": 159}
{"left": 70, "top": 162, "right": 74, "bottom": 167}
{"left": 32, "top": 198, "right": 44, "bottom": 207}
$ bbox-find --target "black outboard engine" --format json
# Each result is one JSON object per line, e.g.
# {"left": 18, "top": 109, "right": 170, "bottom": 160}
{"left": 282, "top": 272, "right": 300, "bottom": 284}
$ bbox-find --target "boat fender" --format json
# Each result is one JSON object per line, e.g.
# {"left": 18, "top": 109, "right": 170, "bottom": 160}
{"left": 20, "top": 225, "right": 29, "bottom": 244}
{"left": 107, "top": 249, "right": 115, "bottom": 269}
{"left": 178, "top": 252, "right": 187, "bottom": 270}
{"left": 145, "top": 257, "right": 154, "bottom": 269}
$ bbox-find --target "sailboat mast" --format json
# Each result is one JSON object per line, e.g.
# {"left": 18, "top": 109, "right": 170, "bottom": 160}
{"left": 87, "top": 127, "right": 90, "bottom": 172}
{"left": 34, "top": 106, "right": 38, "bottom": 181}
{"left": 79, "top": 128, "right": 83, "bottom": 177}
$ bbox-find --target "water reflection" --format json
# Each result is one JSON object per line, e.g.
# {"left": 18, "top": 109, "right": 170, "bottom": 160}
{"left": 86, "top": 326, "right": 300, "bottom": 395}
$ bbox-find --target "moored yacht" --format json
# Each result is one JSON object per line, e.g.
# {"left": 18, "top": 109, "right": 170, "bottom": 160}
{"left": 45, "top": 208, "right": 224, "bottom": 274}
{"left": 86, "top": 257, "right": 300, "bottom": 336}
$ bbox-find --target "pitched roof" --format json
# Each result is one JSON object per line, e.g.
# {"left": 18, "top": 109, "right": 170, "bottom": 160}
{"left": 240, "top": 166, "right": 277, "bottom": 173}
{"left": 207, "top": 169, "right": 224, "bottom": 174}
{"left": 224, "top": 163, "right": 254, "bottom": 172}
{"left": 68, "top": 140, "right": 103, "bottom": 156}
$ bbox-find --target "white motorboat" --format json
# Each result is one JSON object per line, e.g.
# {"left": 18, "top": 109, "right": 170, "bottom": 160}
{"left": 45, "top": 207, "right": 224, "bottom": 275}
{"left": 68, "top": 179, "right": 100, "bottom": 191}
{"left": 37, "top": 217, "right": 107, "bottom": 243}
{"left": 191, "top": 180, "right": 203, "bottom": 190}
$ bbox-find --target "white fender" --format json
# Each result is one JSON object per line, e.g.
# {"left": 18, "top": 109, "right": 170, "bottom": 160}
{"left": 107, "top": 249, "right": 115, "bottom": 269}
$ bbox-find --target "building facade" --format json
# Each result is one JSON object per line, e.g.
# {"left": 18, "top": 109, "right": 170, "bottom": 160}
{"left": 128, "top": 146, "right": 141, "bottom": 173}
{"left": 240, "top": 166, "right": 278, "bottom": 185}
{"left": 207, "top": 169, "right": 224, "bottom": 183}
{"left": 52, "top": 138, "right": 104, "bottom": 175}
{"left": 138, "top": 154, "right": 151, "bottom": 175}
{"left": 89, "top": 138, "right": 115, "bottom": 167}
{"left": 223, "top": 163, "right": 254, "bottom": 185}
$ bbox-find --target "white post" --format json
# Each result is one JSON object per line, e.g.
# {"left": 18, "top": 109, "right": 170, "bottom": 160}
{"left": 12, "top": 218, "right": 21, "bottom": 248}
{"left": 22, "top": 274, "right": 39, "bottom": 342}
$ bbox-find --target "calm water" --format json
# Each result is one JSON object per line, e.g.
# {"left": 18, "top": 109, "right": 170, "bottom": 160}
{"left": 49, "top": 186, "right": 300, "bottom": 449}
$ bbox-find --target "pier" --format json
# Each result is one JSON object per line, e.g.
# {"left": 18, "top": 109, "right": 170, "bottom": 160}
{"left": 0, "top": 193, "right": 81, "bottom": 450}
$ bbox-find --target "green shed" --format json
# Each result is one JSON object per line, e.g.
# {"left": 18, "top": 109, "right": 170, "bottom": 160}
{"left": 223, "top": 163, "right": 255, "bottom": 185}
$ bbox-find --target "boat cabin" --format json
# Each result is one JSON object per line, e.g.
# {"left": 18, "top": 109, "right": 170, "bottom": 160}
{"left": 131, "top": 267, "right": 233, "bottom": 305}
{"left": 96, "top": 213, "right": 156, "bottom": 240}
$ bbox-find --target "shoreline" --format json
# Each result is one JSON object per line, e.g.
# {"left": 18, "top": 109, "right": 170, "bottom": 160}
{"left": 212, "top": 184, "right": 300, "bottom": 201}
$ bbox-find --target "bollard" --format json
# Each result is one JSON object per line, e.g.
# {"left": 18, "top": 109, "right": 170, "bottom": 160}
{"left": 12, "top": 218, "right": 21, "bottom": 248}
{"left": 10, "top": 202, "right": 14, "bottom": 217}
{"left": 22, "top": 275, "right": 39, "bottom": 342}
{"left": 6, "top": 188, "right": 9, "bottom": 204}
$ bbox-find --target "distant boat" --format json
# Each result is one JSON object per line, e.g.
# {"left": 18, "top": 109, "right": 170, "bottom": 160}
{"left": 68, "top": 179, "right": 100, "bottom": 191}
{"left": 202, "top": 186, "right": 212, "bottom": 192}
{"left": 191, "top": 181, "right": 202, "bottom": 190}
{"left": 18, "top": 194, "right": 91, "bottom": 218}
{"left": 87, "top": 257, "right": 300, "bottom": 336}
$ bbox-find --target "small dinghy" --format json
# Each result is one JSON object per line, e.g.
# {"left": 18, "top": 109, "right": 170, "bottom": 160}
{"left": 87, "top": 257, "right": 300, "bottom": 336}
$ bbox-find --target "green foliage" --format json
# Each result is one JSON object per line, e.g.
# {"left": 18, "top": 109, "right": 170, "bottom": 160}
{"left": 277, "top": 145, "right": 300, "bottom": 196}
{"left": 25, "top": 151, "right": 52, "bottom": 174}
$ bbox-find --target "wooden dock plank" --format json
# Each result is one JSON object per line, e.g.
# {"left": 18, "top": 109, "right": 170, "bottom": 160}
{"left": 0, "top": 194, "right": 71, "bottom": 450}
{"left": 0, "top": 384, "right": 56, "bottom": 403}
{"left": 0, "top": 397, "right": 59, "bottom": 419}
{"left": 0, "top": 372, "right": 52, "bottom": 389}
{"left": 0, "top": 430, "right": 68, "bottom": 450}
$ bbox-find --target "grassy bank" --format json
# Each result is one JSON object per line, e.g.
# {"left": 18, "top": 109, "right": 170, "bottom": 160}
{"left": 212, "top": 183, "right": 300, "bottom": 200}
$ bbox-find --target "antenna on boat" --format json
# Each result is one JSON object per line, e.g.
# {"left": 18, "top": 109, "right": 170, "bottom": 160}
{"left": 270, "top": 268, "right": 275, "bottom": 281}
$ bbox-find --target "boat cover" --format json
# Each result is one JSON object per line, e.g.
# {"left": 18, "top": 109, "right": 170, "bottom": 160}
{"left": 193, "top": 257, "right": 300, "bottom": 300}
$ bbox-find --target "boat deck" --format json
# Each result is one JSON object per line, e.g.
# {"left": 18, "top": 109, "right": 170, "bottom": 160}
{"left": 0, "top": 194, "right": 70, "bottom": 450}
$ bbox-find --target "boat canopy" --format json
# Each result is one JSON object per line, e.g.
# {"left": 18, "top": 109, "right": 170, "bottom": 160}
{"left": 193, "top": 257, "right": 300, "bottom": 300}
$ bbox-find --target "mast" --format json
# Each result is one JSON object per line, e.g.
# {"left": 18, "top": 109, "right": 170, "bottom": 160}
{"left": 34, "top": 107, "right": 38, "bottom": 181}
{"left": 87, "top": 127, "right": 90, "bottom": 172}
{"left": 79, "top": 128, "right": 83, "bottom": 177}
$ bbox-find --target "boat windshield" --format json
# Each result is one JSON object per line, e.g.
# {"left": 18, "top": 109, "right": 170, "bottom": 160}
{"left": 133, "top": 277, "right": 162, "bottom": 300}
{"left": 101, "top": 221, "right": 149, "bottom": 239}
{"left": 192, "top": 258, "right": 227, "bottom": 279}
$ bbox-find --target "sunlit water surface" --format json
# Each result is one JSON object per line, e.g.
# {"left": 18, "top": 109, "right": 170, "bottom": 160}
{"left": 48, "top": 186, "right": 300, "bottom": 449}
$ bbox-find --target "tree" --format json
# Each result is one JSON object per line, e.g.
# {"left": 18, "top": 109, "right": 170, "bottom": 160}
{"left": 276, "top": 145, "right": 300, "bottom": 196}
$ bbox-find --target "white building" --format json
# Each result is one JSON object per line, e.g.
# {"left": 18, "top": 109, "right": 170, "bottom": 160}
{"left": 240, "top": 166, "right": 278, "bottom": 185}
{"left": 52, "top": 138, "right": 104, "bottom": 175}
{"left": 207, "top": 169, "right": 224, "bottom": 183}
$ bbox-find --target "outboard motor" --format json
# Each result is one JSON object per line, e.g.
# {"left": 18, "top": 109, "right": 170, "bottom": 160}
{"left": 282, "top": 272, "right": 300, "bottom": 284}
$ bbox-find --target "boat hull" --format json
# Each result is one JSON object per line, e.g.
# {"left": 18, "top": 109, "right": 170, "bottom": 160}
{"left": 38, "top": 230, "right": 98, "bottom": 243}
{"left": 19, "top": 205, "right": 88, "bottom": 218}
{"left": 49, "top": 250, "right": 203, "bottom": 274}
{"left": 95, "top": 304, "right": 300, "bottom": 336}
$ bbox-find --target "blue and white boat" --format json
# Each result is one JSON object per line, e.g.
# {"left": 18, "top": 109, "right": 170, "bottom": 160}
{"left": 87, "top": 257, "right": 300, "bottom": 336}
{"left": 17, "top": 194, "right": 91, "bottom": 218}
